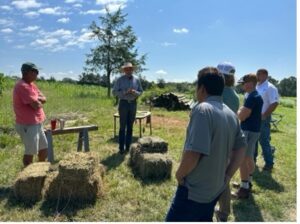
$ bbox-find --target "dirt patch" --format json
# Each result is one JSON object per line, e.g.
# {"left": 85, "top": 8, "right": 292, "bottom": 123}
{"left": 151, "top": 115, "right": 188, "bottom": 128}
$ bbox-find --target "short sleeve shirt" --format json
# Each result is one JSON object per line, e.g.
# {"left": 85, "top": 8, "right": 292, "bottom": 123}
{"left": 183, "top": 96, "right": 246, "bottom": 203}
{"left": 13, "top": 80, "right": 46, "bottom": 125}
{"left": 241, "top": 90, "right": 263, "bottom": 132}
{"left": 222, "top": 86, "right": 240, "bottom": 113}
{"left": 256, "top": 80, "right": 279, "bottom": 114}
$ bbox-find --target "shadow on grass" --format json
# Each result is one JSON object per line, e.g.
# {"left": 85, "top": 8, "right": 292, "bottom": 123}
{"left": 40, "top": 199, "right": 95, "bottom": 221}
{"left": 232, "top": 194, "right": 264, "bottom": 221}
{"left": 253, "top": 169, "right": 284, "bottom": 192}
{"left": 100, "top": 152, "right": 126, "bottom": 172}
{"left": 1, "top": 186, "right": 37, "bottom": 209}
{"left": 106, "top": 136, "right": 139, "bottom": 144}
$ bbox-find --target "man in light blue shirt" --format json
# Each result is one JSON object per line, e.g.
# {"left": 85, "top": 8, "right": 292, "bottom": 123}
{"left": 112, "top": 62, "right": 143, "bottom": 154}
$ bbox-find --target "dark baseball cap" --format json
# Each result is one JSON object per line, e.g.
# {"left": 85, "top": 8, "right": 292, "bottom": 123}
{"left": 21, "top": 62, "right": 39, "bottom": 73}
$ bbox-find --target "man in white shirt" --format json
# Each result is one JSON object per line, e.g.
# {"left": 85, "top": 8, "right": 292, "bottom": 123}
{"left": 255, "top": 69, "right": 279, "bottom": 171}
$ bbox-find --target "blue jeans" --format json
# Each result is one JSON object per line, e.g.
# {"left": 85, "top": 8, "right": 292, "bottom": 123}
{"left": 255, "top": 116, "right": 274, "bottom": 166}
{"left": 118, "top": 100, "right": 137, "bottom": 151}
{"left": 165, "top": 185, "right": 219, "bottom": 222}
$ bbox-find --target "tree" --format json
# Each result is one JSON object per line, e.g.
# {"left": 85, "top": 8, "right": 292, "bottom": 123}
{"left": 0, "top": 73, "right": 5, "bottom": 95}
{"left": 268, "top": 76, "right": 279, "bottom": 87}
{"left": 85, "top": 8, "right": 146, "bottom": 97}
{"left": 278, "top": 76, "right": 296, "bottom": 97}
{"left": 157, "top": 78, "right": 166, "bottom": 89}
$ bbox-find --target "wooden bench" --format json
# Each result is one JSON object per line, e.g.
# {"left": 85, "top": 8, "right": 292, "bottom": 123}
{"left": 114, "top": 111, "right": 152, "bottom": 138}
{"left": 45, "top": 125, "right": 98, "bottom": 163}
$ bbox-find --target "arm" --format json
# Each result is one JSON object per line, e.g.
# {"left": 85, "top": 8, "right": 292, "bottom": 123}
{"left": 176, "top": 150, "right": 202, "bottom": 185}
{"left": 29, "top": 100, "right": 43, "bottom": 110}
{"left": 129, "top": 78, "right": 143, "bottom": 96}
{"left": 38, "top": 91, "right": 46, "bottom": 104}
{"left": 237, "top": 106, "right": 252, "bottom": 121}
{"left": 262, "top": 102, "right": 278, "bottom": 119}
{"left": 112, "top": 78, "right": 125, "bottom": 98}
{"left": 225, "top": 147, "right": 246, "bottom": 183}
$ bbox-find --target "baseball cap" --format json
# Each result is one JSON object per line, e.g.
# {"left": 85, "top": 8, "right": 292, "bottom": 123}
{"left": 21, "top": 62, "right": 39, "bottom": 73}
{"left": 237, "top": 74, "right": 257, "bottom": 84}
{"left": 217, "top": 62, "right": 235, "bottom": 76}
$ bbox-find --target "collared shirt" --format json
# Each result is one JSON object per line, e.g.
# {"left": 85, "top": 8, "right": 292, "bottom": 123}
{"left": 222, "top": 86, "right": 240, "bottom": 113}
{"left": 13, "top": 79, "right": 46, "bottom": 125}
{"left": 183, "top": 96, "right": 246, "bottom": 203}
{"left": 112, "top": 74, "right": 143, "bottom": 101}
{"left": 256, "top": 80, "right": 279, "bottom": 114}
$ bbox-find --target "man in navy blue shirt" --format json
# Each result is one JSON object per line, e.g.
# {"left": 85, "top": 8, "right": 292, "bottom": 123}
{"left": 233, "top": 74, "right": 263, "bottom": 199}
{"left": 112, "top": 62, "right": 143, "bottom": 154}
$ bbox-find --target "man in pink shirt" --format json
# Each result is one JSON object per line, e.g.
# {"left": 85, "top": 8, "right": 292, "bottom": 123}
{"left": 13, "top": 62, "right": 48, "bottom": 167}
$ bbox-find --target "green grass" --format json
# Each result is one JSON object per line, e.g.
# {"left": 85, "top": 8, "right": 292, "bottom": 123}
{"left": 0, "top": 80, "right": 296, "bottom": 221}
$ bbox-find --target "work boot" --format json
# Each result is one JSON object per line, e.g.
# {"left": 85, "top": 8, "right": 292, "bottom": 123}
{"left": 231, "top": 187, "right": 250, "bottom": 199}
{"left": 263, "top": 164, "right": 273, "bottom": 171}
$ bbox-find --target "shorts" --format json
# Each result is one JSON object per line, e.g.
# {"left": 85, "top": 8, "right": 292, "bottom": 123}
{"left": 16, "top": 123, "right": 48, "bottom": 155}
{"left": 243, "top": 130, "right": 260, "bottom": 158}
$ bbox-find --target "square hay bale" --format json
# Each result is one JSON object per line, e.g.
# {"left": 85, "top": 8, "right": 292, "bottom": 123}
{"left": 58, "top": 152, "right": 100, "bottom": 178}
{"left": 14, "top": 162, "right": 51, "bottom": 203}
{"left": 129, "top": 143, "right": 142, "bottom": 167}
{"left": 138, "top": 153, "right": 172, "bottom": 180}
{"left": 138, "top": 136, "right": 168, "bottom": 153}
{"left": 43, "top": 152, "right": 104, "bottom": 203}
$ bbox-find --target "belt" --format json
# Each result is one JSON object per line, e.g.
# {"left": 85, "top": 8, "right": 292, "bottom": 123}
{"left": 120, "top": 99, "right": 137, "bottom": 103}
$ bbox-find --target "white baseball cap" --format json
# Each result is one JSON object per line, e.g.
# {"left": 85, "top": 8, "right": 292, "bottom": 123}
{"left": 217, "top": 62, "right": 236, "bottom": 76}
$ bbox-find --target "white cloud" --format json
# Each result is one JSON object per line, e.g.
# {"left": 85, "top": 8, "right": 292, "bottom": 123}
{"left": 11, "top": 0, "right": 42, "bottom": 10}
{"left": 65, "top": 0, "right": 82, "bottom": 3}
{"left": 24, "top": 11, "right": 40, "bottom": 18}
{"left": 21, "top": 25, "right": 39, "bottom": 31}
{"left": 81, "top": 9, "right": 106, "bottom": 15}
{"left": 31, "top": 38, "right": 59, "bottom": 48}
{"left": 57, "top": 17, "right": 70, "bottom": 24}
{"left": 161, "top": 42, "right": 176, "bottom": 47}
{"left": 0, "top": 18, "right": 14, "bottom": 27}
{"left": 38, "top": 7, "right": 66, "bottom": 15}
{"left": 1, "top": 5, "right": 12, "bottom": 10}
{"left": 95, "top": 0, "right": 127, "bottom": 13}
{"left": 173, "top": 28, "right": 189, "bottom": 34}
{"left": 1, "top": 28, "right": 13, "bottom": 33}
{"left": 73, "top": 4, "right": 82, "bottom": 8}
{"left": 155, "top": 70, "right": 168, "bottom": 75}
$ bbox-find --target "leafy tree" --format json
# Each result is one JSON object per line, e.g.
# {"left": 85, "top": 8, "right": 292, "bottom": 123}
{"left": 85, "top": 8, "right": 146, "bottom": 97}
{"left": 62, "top": 77, "right": 77, "bottom": 84}
{"left": 278, "top": 76, "right": 296, "bottom": 97}
{"left": 157, "top": 78, "right": 166, "bottom": 89}
{"left": 48, "top": 76, "right": 56, "bottom": 82}
{"left": 138, "top": 75, "right": 153, "bottom": 90}
{"left": 268, "top": 76, "right": 279, "bottom": 87}
{"left": 79, "top": 72, "right": 101, "bottom": 85}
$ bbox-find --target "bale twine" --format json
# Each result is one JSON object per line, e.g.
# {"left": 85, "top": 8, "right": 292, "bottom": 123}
{"left": 43, "top": 152, "right": 104, "bottom": 203}
{"left": 138, "top": 153, "right": 172, "bottom": 179}
{"left": 13, "top": 162, "right": 51, "bottom": 203}
{"left": 137, "top": 136, "right": 168, "bottom": 153}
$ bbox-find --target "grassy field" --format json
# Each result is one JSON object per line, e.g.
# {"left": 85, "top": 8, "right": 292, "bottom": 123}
{"left": 0, "top": 79, "right": 296, "bottom": 221}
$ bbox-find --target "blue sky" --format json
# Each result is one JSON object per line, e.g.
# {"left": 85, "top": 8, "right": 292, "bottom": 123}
{"left": 0, "top": 0, "right": 296, "bottom": 82}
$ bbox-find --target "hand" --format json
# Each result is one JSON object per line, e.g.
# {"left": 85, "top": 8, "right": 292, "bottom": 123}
{"left": 175, "top": 170, "right": 184, "bottom": 185}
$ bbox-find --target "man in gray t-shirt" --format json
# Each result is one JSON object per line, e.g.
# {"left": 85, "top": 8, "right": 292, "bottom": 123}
{"left": 165, "top": 67, "right": 246, "bottom": 222}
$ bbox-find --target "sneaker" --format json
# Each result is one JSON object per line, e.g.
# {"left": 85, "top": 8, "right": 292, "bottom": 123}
{"left": 232, "top": 182, "right": 253, "bottom": 190}
{"left": 231, "top": 187, "right": 250, "bottom": 199}
{"left": 263, "top": 164, "right": 273, "bottom": 171}
{"left": 215, "top": 210, "right": 228, "bottom": 222}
